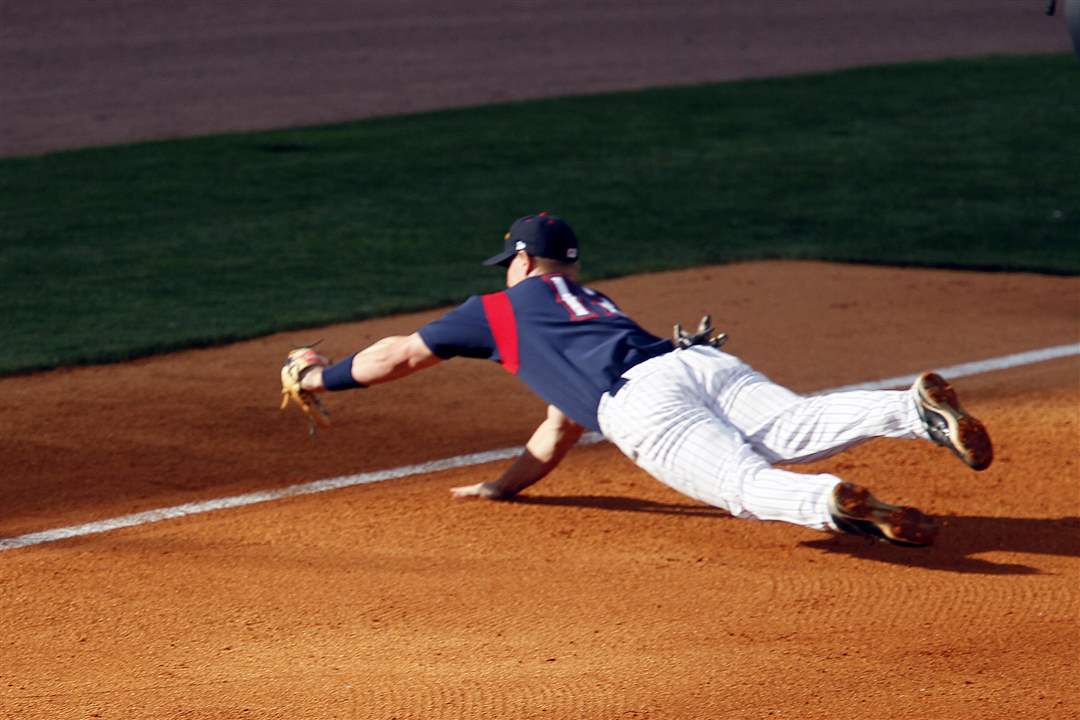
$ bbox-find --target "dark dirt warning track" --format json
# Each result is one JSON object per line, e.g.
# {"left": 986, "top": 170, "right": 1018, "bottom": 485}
{"left": 1, "top": 0, "right": 1071, "bottom": 157}
{"left": 1, "top": 262, "right": 1078, "bottom": 719}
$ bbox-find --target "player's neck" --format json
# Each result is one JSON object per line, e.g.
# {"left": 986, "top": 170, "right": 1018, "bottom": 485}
{"left": 529, "top": 265, "right": 577, "bottom": 281}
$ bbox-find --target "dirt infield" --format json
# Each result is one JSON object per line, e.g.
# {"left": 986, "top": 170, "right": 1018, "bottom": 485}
{"left": 1, "top": 262, "right": 1078, "bottom": 718}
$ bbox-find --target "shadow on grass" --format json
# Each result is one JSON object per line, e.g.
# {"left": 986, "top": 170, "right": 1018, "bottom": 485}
{"left": 512, "top": 495, "right": 1080, "bottom": 575}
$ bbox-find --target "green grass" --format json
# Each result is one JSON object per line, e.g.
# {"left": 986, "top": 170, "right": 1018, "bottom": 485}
{"left": 1, "top": 54, "right": 1077, "bottom": 375}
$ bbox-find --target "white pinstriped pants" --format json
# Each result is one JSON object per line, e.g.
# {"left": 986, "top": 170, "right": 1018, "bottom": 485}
{"left": 596, "top": 347, "right": 930, "bottom": 530}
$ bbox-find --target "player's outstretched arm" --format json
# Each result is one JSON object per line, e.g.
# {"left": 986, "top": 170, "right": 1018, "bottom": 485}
{"left": 301, "top": 333, "right": 440, "bottom": 392}
{"left": 451, "top": 405, "right": 584, "bottom": 500}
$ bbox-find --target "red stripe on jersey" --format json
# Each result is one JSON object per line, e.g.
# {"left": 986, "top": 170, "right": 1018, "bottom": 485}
{"left": 481, "top": 291, "right": 519, "bottom": 375}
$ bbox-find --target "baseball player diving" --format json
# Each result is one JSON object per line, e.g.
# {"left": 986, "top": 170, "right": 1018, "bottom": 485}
{"left": 280, "top": 213, "right": 993, "bottom": 547}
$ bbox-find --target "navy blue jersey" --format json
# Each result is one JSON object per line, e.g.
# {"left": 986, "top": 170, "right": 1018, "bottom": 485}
{"left": 418, "top": 274, "right": 674, "bottom": 431}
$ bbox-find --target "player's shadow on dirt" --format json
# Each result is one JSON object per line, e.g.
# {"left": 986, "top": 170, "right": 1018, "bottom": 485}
{"left": 514, "top": 494, "right": 731, "bottom": 519}
{"left": 800, "top": 514, "right": 1080, "bottom": 575}
{"left": 514, "top": 495, "right": 1080, "bottom": 575}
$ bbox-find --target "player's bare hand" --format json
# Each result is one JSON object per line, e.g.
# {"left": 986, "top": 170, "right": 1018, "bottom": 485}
{"left": 450, "top": 482, "right": 506, "bottom": 500}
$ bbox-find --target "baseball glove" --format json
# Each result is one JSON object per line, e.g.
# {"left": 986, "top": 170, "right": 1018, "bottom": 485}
{"left": 280, "top": 345, "right": 331, "bottom": 434}
{"left": 673, "top": 315, "right": 728, "bottom": 350}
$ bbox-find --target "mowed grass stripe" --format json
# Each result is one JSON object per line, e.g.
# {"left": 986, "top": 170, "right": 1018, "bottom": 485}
{"left": 1, "top": 55, "right": 1077, "bottom": 375}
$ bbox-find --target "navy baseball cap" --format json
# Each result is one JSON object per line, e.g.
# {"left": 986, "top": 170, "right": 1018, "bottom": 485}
{"left": 482, "top": 212, "right": 580, "bottom": 267}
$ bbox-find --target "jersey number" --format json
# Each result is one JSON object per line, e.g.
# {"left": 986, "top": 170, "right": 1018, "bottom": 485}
{"left": 545, "top": 275, "right": 621, "bottom": 321}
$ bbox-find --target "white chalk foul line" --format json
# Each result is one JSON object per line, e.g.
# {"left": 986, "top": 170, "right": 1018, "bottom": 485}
{"left": 2, "top": 342, "right": 1077, "bottom": 552}
{"left": 0, "top": 446, "right": 522, "bottom": 552}
{"left": 823, "top": 342, "right": 1080, "bottom": 393}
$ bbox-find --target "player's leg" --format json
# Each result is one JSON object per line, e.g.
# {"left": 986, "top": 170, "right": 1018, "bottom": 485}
{"left": 682, "top": 348, "right": 927, "bottom": 464}
{"left": 598, "top": 354, "right": 938, "bottom": 544}
{"left": 706, "top": 359, "right": 991, "bottom": 470}
{"left": 598, "top": 356, "right": 838, "bottom": 530}
{"left": 643, "top": 411, "right": 841, "bottom": 529}
{"left": 723, "top": 379, "right": 926, "bottom": 465}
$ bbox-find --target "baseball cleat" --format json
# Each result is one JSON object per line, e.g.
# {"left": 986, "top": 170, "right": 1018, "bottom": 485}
{"left": 912, "top": 372, "right": 993, "bottom": 471}
{"left": 829, "top": 482, "right": 938, "bottom": 547}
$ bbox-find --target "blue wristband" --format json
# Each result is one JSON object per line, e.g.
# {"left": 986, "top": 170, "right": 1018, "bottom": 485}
{"left": 322, "top": 354, "right": 365, "bottom": 391}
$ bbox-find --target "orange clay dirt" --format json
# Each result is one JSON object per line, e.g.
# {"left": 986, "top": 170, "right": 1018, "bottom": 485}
{"left": 1, "top": 261, "right": 1077, "bottom": 719}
